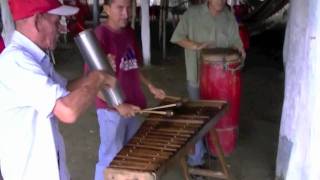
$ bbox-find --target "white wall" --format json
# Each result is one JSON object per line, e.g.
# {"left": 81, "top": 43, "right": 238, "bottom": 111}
{"left": 140, "top": 0, "right": 151, "bottom": 65}
{"left": 276, "top": 0, "right": 320, "bottom": 179}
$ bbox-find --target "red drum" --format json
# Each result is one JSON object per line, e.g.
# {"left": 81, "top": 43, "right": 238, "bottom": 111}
{"left": 200, "top": 48, "right": 243, "bottom": 156}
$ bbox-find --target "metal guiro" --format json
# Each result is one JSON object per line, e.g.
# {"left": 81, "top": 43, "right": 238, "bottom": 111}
{"left": 74, "top": 29, "right": 124, "bottom": 107}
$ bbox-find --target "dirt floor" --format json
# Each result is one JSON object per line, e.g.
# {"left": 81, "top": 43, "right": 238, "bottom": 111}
{"left": 53, "top": 27, "right": 285, "bottom": 180}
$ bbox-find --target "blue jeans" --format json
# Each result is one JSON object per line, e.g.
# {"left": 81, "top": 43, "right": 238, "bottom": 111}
{"left": 187, "top": 81, "right": 206, "bottom": 166}
{"left": 94, "top": 109, "right": 142, "bottom": 180}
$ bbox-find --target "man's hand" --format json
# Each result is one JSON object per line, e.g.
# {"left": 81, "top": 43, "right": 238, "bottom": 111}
{"left": 115, "top": 103, "right": 141, "bottom": 118}
{"left": 176, "top": 39, "right": 210, "bottom": 51}
{"left": 234, "top": 46, "right": 246, "bottom": 60}
{"left": 238, "top": 47, "right": 246, "bottom": 60}
{"left": 193, "top": 42, "right": 210, "bottom": 50}
{"left": 148, "top": 84, "right": 166, "bottom": 100}
{"left": 100, "top": 71, "right": 116, "bottom": 89}
{"left": 88, "top": 70, "right": 116, "bottom": 89}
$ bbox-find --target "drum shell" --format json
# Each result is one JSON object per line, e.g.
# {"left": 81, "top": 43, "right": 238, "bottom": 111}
{"left": 199, "top": 48, "right": 242, "bottom": 156}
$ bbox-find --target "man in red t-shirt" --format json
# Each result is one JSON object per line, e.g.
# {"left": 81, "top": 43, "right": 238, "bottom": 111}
{"left": 83, "top": 0, "right": 166, "bottom": 180}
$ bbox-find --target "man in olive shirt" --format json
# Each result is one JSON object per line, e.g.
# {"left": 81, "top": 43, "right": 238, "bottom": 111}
{"left": 170, "top": 0, "right": 244, "bottom": 166}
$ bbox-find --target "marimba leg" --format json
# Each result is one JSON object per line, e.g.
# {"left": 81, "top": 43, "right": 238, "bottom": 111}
{"left": 188, "top": 128, "right": 230, "bottom": 180}
{"left": 211, "top": 128, "right": 230, "bottom": 178}
{"left": 179, "top": 157, "right": 191, "bottom": 180}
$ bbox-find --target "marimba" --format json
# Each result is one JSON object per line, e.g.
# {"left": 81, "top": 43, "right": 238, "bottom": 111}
{"left": 105, "top": 99, "right": 229, "bottom": 180}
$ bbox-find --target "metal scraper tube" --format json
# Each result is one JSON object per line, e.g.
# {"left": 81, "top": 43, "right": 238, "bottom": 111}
{"left": 74, "top": 29, "right": 124, "bottom": 107}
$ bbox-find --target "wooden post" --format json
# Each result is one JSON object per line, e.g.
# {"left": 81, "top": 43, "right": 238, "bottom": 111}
{"left": 159, "top": 0, "right": 164, "bottom": 44}
{"left": 92, "top": 0, "right": 100, "bottom": 26}
{"left": 276, "top": 0, "right": 320, "bottom": 179}
{"left": 140, "top": 0, "right": 151, "bottom": 66}
{"left": 179, "top": 157, "right": 191, "bottom": 180}
{"left": 131, "top": 0, "right": 137, "bottom": 29}
{"left": 162, "top": 0, "right": 168, "bottom": 59}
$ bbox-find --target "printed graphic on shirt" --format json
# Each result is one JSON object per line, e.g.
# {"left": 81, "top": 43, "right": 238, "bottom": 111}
{"left": 119, "top": 47, "right": 139, "bottom": 71}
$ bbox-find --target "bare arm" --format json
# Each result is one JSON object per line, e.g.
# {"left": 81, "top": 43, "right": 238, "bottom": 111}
{"left": 139, "top": 71, "right": 166, "bottom": 100}
{"left": 66, "top": 74, "right": 87, "bottom": 91}
{"left": 53, "top": 71, "right": 115, "bottom": 124}
{"left": 175, "top": 38, "right": 209, "bottom": 50}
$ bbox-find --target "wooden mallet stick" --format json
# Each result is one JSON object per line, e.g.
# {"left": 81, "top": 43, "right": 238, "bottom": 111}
{"left": 143, "top": 102, "right": 182, "bottom": 111}
{"left": 165, "top": 95, "right": 182, "bottom": 101}
{"left": 139, "top": 110, "right": 174, "bottom": 116}
{"left": 165, "top": 95, "right": 189, "bottom": 103}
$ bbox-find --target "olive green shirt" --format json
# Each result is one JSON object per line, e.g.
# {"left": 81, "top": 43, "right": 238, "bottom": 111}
{"left": 170, "top": 4, "right": 243, "bottom": 85}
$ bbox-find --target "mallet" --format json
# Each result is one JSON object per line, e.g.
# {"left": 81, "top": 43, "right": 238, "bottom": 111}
{"left": 139, "top": 110, "right": 174, "bottom": 117}
{"left": 165, "top": 95, "right": 189, "bottom": 103}
{"left": 143, "top": 102, "right": 183, "bottom": 111}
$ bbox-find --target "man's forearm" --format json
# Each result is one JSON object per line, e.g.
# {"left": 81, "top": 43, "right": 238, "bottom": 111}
{"left": 66, "top": 75, "right": 87, "bottom": 91}
{"left": 176, "top": 39, "right": 198, "bottom": 50}
{"left": 176, "top": 39, "right": 208, "bottom": 50}
{"left": 139, "top": 71, "right": 151, "bottom": 87}
{"left": 54, "top": 72, "right": 104, "bottom": 123}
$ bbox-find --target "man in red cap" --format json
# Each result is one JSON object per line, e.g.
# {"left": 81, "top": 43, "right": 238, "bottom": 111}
{"left": 0, "top": 0, "right": 139, "bottom": 179}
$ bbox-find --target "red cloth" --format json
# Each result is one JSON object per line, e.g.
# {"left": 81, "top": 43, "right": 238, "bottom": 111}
{"left": 233, "top": 4, "right": 249, "bottom": 21}
{"left": 0, "top": 36, "right": 5, "bottom": 53}
{"left": 67, "top": 20, "right": 85, "bottom": 36}
{"left": 65, "top": 0, "right": 89, "bottom": 36}
{"left": 239, "top": 24, "right": 250, "bottom": 50}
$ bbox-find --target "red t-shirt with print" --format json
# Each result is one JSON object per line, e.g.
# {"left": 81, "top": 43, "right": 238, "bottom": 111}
{"left": 84, "top": 25, "right": 147, "bottom": 109}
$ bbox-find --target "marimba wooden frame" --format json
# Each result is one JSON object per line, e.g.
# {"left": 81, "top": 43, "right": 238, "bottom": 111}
{"left": 105, "top": 100, "right": 230, "bottom": 180}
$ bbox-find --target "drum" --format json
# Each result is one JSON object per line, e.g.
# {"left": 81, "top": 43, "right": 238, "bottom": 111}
{"left": 200, "top": 48, "right": 243, "bottom": 156}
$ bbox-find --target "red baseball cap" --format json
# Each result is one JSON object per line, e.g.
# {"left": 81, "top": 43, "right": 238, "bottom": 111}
{"left": 9, "top": 0, "right": 79, "bottom": 21}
